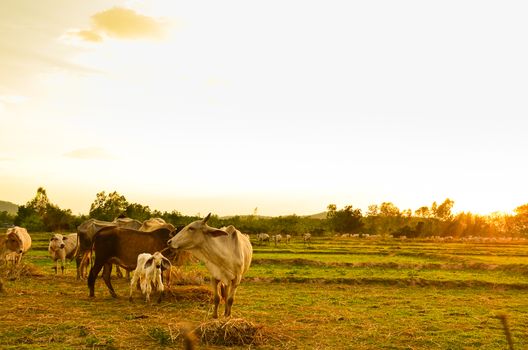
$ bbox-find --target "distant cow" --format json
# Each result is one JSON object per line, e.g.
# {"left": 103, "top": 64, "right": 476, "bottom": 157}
{"left": 129, "top": 251, "right": 171, "bottom": 303}
{"left": 87, "top": 226, "right": 176, "bottom": 298}
{"left": 76, "top": 218, "right": 142, "bottom": 279}
{"left": 273, "top": 234, "right": 282, "bottom": 246}
{"left": 256, "top": 233, "right": 270, "bottom": 245}
{"left": 2, "top": 227, "right": 32, "bottom": 264}
{"left": 303, "top": 233, "right": 312, "bottom": 244}
{"left": 285, "top": 234, "right": 292, "bottom": 244}
{"left": 167, "top": 214, "right": 252, "bottom": 318}
{"left": 48, "top": 233, "right": 79, "bottom": 275}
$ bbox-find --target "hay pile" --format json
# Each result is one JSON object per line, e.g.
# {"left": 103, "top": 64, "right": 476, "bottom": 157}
{"left": 165, "top": 285, "right": 212, "bottom": 302}
{"left": 169, "top": 266, "right": 207, "bottom": 285}
{"left": 0, "top": 262, "right": 44, "bottom": 281}
{"left": 195, "top": 318, "right": 266, "bottom": 346}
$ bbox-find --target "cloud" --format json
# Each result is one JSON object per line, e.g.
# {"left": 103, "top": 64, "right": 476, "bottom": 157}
{"left": 77, "top": 30, "right": 104, "bottom": 43}
{"left": 63, "top": 7, "right": 167, "bottom": 45}
{"left": 92, "top": 7, "right": 166, "bottom": 39}
{"left": 64, "top": 147, "right": 117, "bottom": 160}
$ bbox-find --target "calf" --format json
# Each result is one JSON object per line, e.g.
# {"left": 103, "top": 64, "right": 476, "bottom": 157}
{"left": 129, "top": 252, "right": 171, "bottom": 303}
{"left": 167, "top": 214, "right": 252, "bottom": 318}
{"left": 48, "top": 233, "right": 79, "bottom": 275}
{"left": 3, "top": 227, "right": 32, "bottom": 264}
{"left": 88, "top": 227, "right": 175, "bottom": 298}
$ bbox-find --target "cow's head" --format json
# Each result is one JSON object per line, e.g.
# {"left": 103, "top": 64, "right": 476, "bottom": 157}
{"left": 6, "top": 230, "right": 23, "bottom": 253}
{"left": 49, "top": 233, "right": 66, "bottom": 251}
{"left": 167, "top": 213, "right": 227, "bottom": 250}
{"left": 144, "top": 251, "right": 171, "bottom": 271}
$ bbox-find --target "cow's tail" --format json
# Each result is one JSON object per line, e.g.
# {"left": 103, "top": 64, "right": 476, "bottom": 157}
{"left": 220, "top": 283, "right": 227, "bottom": 301}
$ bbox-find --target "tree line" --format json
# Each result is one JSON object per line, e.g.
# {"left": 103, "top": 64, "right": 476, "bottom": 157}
{"left": 1, "top": 187, "right": 527, "bottom": 238}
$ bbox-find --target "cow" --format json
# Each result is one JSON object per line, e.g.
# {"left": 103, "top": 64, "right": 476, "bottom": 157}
{"left": 167, "top": 214, "right": 252, "bottom": 318}
{"left": 139, "top": 218, "right": 176, "bottom": 232}
{"left": 76, "top": 218, "right": 142, "bottom": 279}
{"left": 303, "top": 233, "right": 312, "bottom": 244}
{"left": 48, "top": 233, "right": 78, "bottom": 275}
{"left": 128, "top": 251, "right": 172, "bottom": 303}
{"left": 256, "top": 233, "right": 270, "bottom": 245}
{"left": 87, "top": 226, "right": 176, "bottom": 298}
{"left": 3, "top": 227, "right": 32, "bottom": 264}
{"left": 273, "top": 234, "right": 282, "bottom": 246}
{"left": 285, "top": 234, "right": 292, "bottom": 244}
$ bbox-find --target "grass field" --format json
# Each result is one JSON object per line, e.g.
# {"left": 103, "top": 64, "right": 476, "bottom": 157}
{"left": 1, "top": 232, "right": 527, "bottom": 349}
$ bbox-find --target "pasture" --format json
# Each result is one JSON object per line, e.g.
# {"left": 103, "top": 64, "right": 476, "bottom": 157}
{"left": 1, "top": 233, "right": 527, "bottom": 349}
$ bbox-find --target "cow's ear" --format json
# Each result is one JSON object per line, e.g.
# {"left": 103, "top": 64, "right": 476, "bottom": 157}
{"left": 202, "top": 213, "right": 211, "bottom": 224}
{"left": 144, "top": 257, "right": 154, "bottom": 269}
{"left": 161, "top": 257, "right": 172, "bottom": 271}
{"left": 207, "top": 228, "right": 228, "bottom": 237}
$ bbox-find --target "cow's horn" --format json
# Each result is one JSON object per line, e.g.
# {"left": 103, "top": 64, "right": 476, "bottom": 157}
{"left": 202, "top": 213, "right": 211, "bottom": 224}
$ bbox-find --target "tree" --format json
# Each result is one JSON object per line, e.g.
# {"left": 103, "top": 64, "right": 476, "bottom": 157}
{"left": 327, "top": 204, "right": 363, "bottom": 233}
{"left": 125, "top": 203, "right": 151, "bottom": 222}
{"left": 512, "top": 204, "right": 528, "bottom": 237}
{"left": 435, "top": 198, "right": 454, "bottom": 221}
{"left": 89, "top": 191, "right": 129, "bottom": 221}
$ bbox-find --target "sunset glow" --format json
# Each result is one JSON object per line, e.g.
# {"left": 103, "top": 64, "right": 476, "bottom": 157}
{"left": 1, "top": 0, "right": 527, "bottom": 216}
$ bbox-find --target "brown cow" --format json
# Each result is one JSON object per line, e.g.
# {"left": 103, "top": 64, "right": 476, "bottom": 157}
{"left": 87, "top": 226, "right": 176, "bottom": 298}
{"left": 76, "top": 218, "right": 142, "bottom": 279}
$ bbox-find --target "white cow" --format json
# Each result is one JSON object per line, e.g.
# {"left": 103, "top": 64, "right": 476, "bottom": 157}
{"left": 48, "top": 233, "right": 78, "bottom": 275}
{"left": 3, "top": 227, "right": 32, "bottom": 264}
{"left": 303, "top": 233, "right": 312, "bottom": 244}
{"left": 129, "top": 251, "right": 171, "bottom": 303}
{"left": 167, "top": 214, "right": 252, "bottom": 318}
{"left": 256, "top": 233, "right": 270, "bottom": 245}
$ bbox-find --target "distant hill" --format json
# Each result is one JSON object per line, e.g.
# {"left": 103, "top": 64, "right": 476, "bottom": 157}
{"left": 0, "top": 200, "right": 18, "bottom": 215}
{"left": 305, "top": 212, "right": 327, "bottom": 220}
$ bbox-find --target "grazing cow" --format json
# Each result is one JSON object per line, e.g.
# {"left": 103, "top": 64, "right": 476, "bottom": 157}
{"left": 87, "top": 226, "right": 175, "bottom": 298}
{"left": 256, "top": 233, "right": 270, "bottom": 245}
{"left": 129, "top": 252, "right": 171, "bottom": 303}
{"left": 3, "top": 227, "right": 32, "bottom": 264}
{"left": 285, "top": 234, "right": 292, "bottom": 244}
{"left": 303, "top": 233, "right": 312, "bottom": 244}
{"left": 167, "top": 214, "right": 252, "bottom": 318}
{"left": 48, "top": 233, "right": 78, "bottom": 275}
{"left": 273, "top": 234, "right": 282, "bottom": 246}
{"left": 76, "top": 218, "right": 142, "bottom": 279}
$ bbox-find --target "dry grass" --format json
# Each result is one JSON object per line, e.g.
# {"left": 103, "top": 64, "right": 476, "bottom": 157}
{"left": 169, "top": 265, "right": 207, "bottom": 285}
{"left": 0, "top": 262, "right": 45, "bottom": 281}
{"left": 165, "top": 285, "right": 213, "bottom": 302}
{"left": 194, "top": 318, "right": 268, "bottom": 346}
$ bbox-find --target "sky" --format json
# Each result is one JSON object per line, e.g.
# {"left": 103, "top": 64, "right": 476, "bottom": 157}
{"left": 1, "top": 0, "right": 527, "bottom": 217}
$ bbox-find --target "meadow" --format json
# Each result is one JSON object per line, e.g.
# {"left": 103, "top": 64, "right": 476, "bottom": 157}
{"left": 1, "top": 232, "right": 527, "bottom": 349}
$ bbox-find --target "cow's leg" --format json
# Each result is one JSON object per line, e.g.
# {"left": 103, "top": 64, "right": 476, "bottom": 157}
{"left": 156, "top": 273, "right": 164, "bottom": 304}
{"left": 88, "top": 259, "right": 105, "bottom": 297}
{"left": 61, "top": 257, "right": 65, "bottom": 275}
{"left": 224, "top": 279, "right": 240, "bottom": 317}
{"left": 102, "top": 263, "right": 117, "bottom": 298}
{"left": 212, "top": 279, "right": 221, "bottom": 319}
{"left": 115, "top": 265, "right": 123, "bottom": 278}
{"left": 129, "top": 270, "right": 139, "bottom": 302}
{"left": 75, "top": 254, "right": 82, "bottom": 280}
{"left": 53, "top": 260, "right": 58, "bottom": 275}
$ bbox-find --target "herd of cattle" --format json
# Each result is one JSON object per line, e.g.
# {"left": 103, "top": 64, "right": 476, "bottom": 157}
{"left": 0, "top": 214, "right": 253, "bottom": 318}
